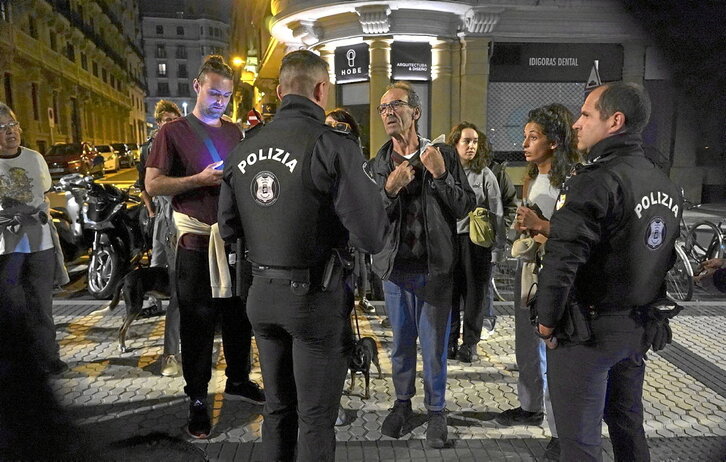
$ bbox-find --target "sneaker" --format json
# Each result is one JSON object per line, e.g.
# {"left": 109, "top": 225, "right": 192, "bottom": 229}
{"left": 47, "top": 359, "right": 69, "bottom": 375}
{"left": 447, "top": 343, "right": 458, "bottom": 360}
{"left": 186, "top": 398, "right": 211, "bottom": 439}
{"left": 482, "top": 317, "right": 496, "bottom": 333}
{"left": 495, "top": 407, "right": 544, "bottom": 426}
{"left": 543, "top": 437, "right": 561, "bottom": 460}
{"left": 224, "top": 380, "right": 265, "bottom": 405}
{"left": 335, "top": 407, "right": 347, "bottom": 426}
{"left": 456, "top": 344, "right": 478, "bottom": 363}
{"left": 161, "top": 354, "right": 179, "bottom": 377}
{"left": 426, "top": 410, "right": 448, "bottom": 449}
{"left": 381, "top": 400, "right": 413, "bottom": 438}
{"left": 360, "top": 298, "right": 375, "bottom": 313}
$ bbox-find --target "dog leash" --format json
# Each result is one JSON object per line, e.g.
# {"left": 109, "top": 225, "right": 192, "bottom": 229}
{"left": 353, "top": 300, "right": 362, "bottom": 341}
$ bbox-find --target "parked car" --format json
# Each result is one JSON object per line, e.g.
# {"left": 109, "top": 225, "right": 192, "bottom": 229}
{"left": 44, "top": 142, "right": 104, "bottom": 179}
{"left": 125, "top": 143, "right": 141, "bottom": 164}
{"left": 112, "top": 143, "right": 134, "bottom": 168}
{"left": 95, "top": 144, "right": 120, "bottom": 172}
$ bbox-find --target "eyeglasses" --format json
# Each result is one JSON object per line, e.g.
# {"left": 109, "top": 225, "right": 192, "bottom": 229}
{"left": 0, "top": 121, "right": 20, "bottom": 132}
{"left": 376, "top": 100, "right": 412, "bottom": 115}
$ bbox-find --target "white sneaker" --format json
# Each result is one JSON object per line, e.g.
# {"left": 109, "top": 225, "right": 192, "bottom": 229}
{"left": 161, "top": 354, "right": 179, "bottom": 377}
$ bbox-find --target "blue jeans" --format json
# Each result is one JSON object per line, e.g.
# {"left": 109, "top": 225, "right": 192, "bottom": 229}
{"left": 384, "top": 275, "right": 451, "bottom": 411}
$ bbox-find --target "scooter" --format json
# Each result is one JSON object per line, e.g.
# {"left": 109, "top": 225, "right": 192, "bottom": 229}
{"left": 50, "top": 174, "right": 93, "bottom": 263}
{"left": 83, "top": 180, "right": 151, "bottom": 299}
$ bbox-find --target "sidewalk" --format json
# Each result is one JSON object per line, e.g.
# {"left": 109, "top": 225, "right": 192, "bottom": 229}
{"left": 42, "top": 299, "right": 726, "bottom": 461}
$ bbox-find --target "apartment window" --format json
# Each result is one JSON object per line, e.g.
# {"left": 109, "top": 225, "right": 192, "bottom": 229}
{"left": 28, "top": 16, "right": 37, "bottom": 38}
{"left": 176, "top": 45, "right": 187, "bottom": 59}
{"left": 0, "top": 0, "right": 10, "bottom": 22}
{"left": 49, "top": 31, "right": 57, "bottom": 51}
{"left": 81, "top": 52, "right": 88, "bottom": 70}
{"left": 178, "top": 83, "right": 189, "bottom": 96}
{"left": 156, "top": 44, "right": 166, "bottom": 58}
{"left": 110, "top": 74, "right": 115, "bottom": 89}
{"left": 157, "top": 82, "right": 169, "bottom": 96}
{"left": 31, "top": 83, "right": 39, "bottom": 120}
{"left": 66, "top": 43, "right": 75, "bottom": 62}
{"left": 214, "top": 28, "right": 220, "bottom": 37}
{"left": 157, "top": 63, "right": 167, "bottom": 77}
{"left": 52, "top": 92, "right": 60, "bottom": 130}
{"left": 176, "top": 26, "right": 184, "bottom": 35}
{"left": 200, "top": 26, "right": 203, "bottom": 35}
{"left": 92, "top": 61, "right": 98, "bottom": 77}
{"left": 156, "top": 25, "right": 163, "bottom": 34}
{"left": 178, "top": 63, "right": 187, "bottom": 78}
{"left": 3, "top": 73, "right": 11, "bottom": 108}
{"left": 102, "top": 68, "right": 107, "bottom": 83}
{"left": 208, "top": 26, "right": 212, "bottom": 35}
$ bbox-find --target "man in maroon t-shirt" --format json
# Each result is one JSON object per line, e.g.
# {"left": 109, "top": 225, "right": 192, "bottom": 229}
{"left": 146, "top": 55, "right": 265, "bottom": 439}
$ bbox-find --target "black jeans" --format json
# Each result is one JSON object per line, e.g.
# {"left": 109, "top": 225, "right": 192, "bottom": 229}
{"left": 247, "top": 274, "right": 352, "bottom": 462}
{"left": 450, "top": 234, "right": 493, "bottom": 347}
{"left": 175, "top": 247, "right": 252, "bottom": 398}
{"left": 547, "top": 313, "right": 649, "bottom": 462}
{"left": 0, "top": 249, "right": 59, "bottom": 368}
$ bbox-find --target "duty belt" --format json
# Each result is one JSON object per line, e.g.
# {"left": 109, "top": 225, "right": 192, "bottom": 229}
{"left": 251, "top": 265, "right": 311, "bottom": 287}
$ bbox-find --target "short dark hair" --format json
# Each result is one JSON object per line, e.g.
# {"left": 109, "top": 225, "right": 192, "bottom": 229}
{"left": 385, "top": 81, "right": 420, "bottom": 109}
{"left": 447, "top": 121, "right": 491, "bottom": 174}
{"left": 278, "top": 50, "right": 329, "bottom": 99}
{"left": 526, "top": 103, "right": 581, "bottom": 187}
{"left": 596, "top": 82, "right": 651, "bottom": 134}
{"left": 153, "top": 100, "right": 182, "bottom": 122}
{"left": 326, "top": 108, "right": 361, "bottom": 140}
{"left": 196, "top": 55, "right": 234, "bottom": 83}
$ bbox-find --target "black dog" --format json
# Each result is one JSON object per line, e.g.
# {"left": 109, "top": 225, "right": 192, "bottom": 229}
{"left": 106, "top": 267, "right": 171, "bottom": 352}
{"left": 347, "top": 337, "right": 382, "bottom": 399}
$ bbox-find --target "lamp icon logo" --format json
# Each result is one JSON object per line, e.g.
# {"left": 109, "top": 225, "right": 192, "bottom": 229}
{"left": 346, "top": 49, "right": 356, "bottom": 67}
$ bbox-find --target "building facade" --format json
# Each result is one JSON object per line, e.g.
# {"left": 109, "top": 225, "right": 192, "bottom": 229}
{"left": 230, "top": 0, "right": 723, "bottom": 202}
{"left": 141, "top": 0, "right": 230, "bottom": 130}
{"left": 0, "top": 0, "right": 146, "bottom": 153}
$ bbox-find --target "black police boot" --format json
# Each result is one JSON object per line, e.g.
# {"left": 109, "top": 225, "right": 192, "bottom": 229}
{"left": 494, "top": 407, "right": 544, "bottom": 426}
{"left": 381, "top": 399, "right": 413, "bottom": 438}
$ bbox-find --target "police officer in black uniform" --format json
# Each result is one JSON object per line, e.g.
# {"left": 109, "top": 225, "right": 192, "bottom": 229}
{"left": 218, "top": 50, "right": 389, "bottom": 462}
{"left": 534, "top": 82, "right": 682, "bottom": 461}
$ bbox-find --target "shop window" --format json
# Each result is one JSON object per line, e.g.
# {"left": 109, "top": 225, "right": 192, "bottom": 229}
{"left": 157, "top": 63, "right": 167, "bottom": 77}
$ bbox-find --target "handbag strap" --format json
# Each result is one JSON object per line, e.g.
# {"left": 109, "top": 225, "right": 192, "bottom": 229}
{"left": 522, "top": 174, "right": 532, "bottom": 202}
{"left": 186, "top": 114, "right": 222, "bottom": 163}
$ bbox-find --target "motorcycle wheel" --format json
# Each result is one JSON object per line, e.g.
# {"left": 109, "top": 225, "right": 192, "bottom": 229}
{"left": 87, "top": 244, "right": 124, "bottom": 299}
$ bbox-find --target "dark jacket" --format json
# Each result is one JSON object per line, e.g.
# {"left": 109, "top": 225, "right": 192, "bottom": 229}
{"left": 489, "top": 159, "right": 518, "bottom": 228}
{"left": 536, "top": 133, "right": 682, "bottom": 327}
{"left": 368, "top": 138, "right": 475, "bottom": 279}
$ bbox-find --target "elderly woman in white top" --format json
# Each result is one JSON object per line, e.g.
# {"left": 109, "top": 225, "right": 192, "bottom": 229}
{"left": 0, "top": 102, "right": 68, "bottom": 375}
{"left": 446, "top": 121, "right": 504, "bottom": 363}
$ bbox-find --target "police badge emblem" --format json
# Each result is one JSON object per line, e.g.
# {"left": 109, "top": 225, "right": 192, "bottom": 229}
{"left": 645, "top": 216, "right": 666, "bottom": 250}
{"left": 251, "top": 171, "right": 279, "bottom": 206}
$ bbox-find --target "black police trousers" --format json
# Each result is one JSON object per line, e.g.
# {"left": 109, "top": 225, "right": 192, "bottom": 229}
{"left": 247, "top": 274, "right": 353, "bottom": 462}
{"left": 547, "top": 313, "right": 649, "bottom": 462}
{"left": 175, "top": 248, "right": 253, "bottom": 398}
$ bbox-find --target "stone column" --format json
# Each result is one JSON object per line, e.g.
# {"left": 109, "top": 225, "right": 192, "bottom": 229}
{"left": 431, "top": 39, "right": 455, "bottom": 139}
{"left": 622, "top": 41, "right": 645, "bottom": 85}
{"left": 369, "top": 38, "right": 390, "bottom": 154}
{"left": 318, "top": 46, "right": 336, "bottom": 110}
{"left": 460, "top": 37, "right": 490, "bottom": 129}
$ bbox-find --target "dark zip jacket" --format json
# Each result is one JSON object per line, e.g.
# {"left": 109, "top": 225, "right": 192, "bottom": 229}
{"left": 368, "top": 138, "right": 475, "bottom": 279}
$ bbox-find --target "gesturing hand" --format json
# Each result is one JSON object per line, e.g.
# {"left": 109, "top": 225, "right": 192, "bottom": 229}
{"left": 420, "top": 145, "right": 446, "bottom": 179}
{"left": 385, "top": 160, "right": 415, "bottom": 196}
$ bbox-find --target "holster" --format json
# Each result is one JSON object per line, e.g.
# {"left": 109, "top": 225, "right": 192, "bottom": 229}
{"left": 321, "top": 248, "right": 354, "bottom": 292}
{"left": 530, "top": 291, "right": 594, "bottom": 346}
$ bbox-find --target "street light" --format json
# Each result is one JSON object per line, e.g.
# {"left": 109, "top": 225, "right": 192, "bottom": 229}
{"left": 182, "top": 101, "right": 188, "bottom": 116}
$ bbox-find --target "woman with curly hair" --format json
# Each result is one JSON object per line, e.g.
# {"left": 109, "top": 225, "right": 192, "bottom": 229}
{"left": 446, "top": 121, "right": 504, "bottom": 363}
{"left": 494, "top": 103, "right": 580, "bottom": 460}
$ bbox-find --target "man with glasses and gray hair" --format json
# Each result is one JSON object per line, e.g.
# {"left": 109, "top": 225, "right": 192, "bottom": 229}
{"left": 368, "top": 82, "right": 475, "bottom": 448}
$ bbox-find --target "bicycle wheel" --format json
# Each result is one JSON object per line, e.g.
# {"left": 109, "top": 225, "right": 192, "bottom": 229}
{"left": 666, "top": 242, "right": 693, "bottom": 301}
{"left": 492, "top": 240, "right": 517, "bottom": 302}
{"left": 686, "top": 221, "right": 724, "bottom": 263}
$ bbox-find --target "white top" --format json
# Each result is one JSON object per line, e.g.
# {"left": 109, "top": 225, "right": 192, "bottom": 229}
{"left": 0, "top": 147, "right": 53, "bottom": 254}
{"left": 527, "top": 172, "right": 560, "bottom": 220}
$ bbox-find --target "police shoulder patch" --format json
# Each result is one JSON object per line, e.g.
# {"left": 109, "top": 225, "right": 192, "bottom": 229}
{"left": 644, "top": 216, "right": 666, "bottom": 250}
{"left": 250, "top": 171, "right": 279, "bottom": 207}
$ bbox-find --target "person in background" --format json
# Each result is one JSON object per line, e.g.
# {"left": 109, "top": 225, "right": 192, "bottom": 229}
{"left": 369, "top": 81, "right": 475, "bottom": 448}
{"left": 137, "top": 99, "right": 182, "bottom": 377}
{"left": 0, "top": 102, "right": 69, "bottom": 376}
{"left": 695, "top": 258, "right": 726, "bottom": 293}
{"left": 495, "top": 103, "right": 580, "bottom": 460}
{"left": 145, "top": 55, "right": 264, "bottom": 439}
{"left": 446, "top": 121, "right": 504, "bottom": 363}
